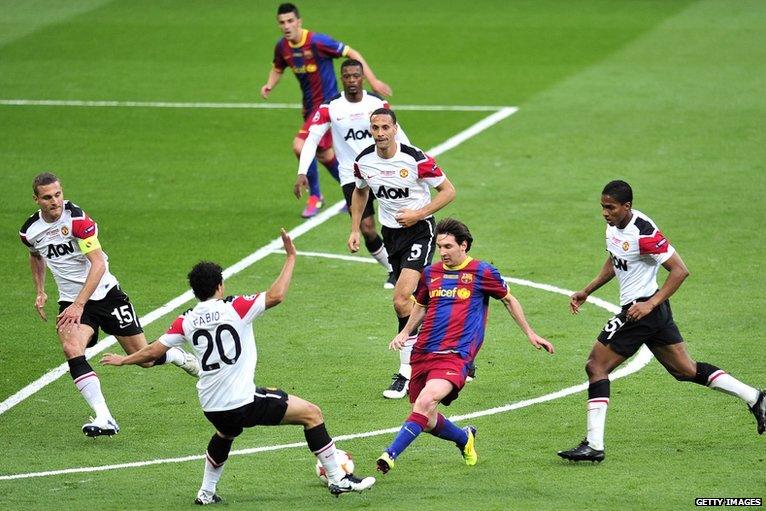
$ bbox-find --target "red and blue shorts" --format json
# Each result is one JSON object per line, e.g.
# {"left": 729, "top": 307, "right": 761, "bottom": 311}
{"left": 409, "top": 352, "right": 470, "bottom": 406}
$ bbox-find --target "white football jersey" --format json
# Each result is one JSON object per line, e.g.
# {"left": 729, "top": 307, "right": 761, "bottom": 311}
{"left": 19, "top": 201, "right": 119, "bottom": 302}
{"left": 299, "top": 91, "right": 410, "bottom": 185}
{"left": 159, "top": 293, "right": 266, "bottom": 412}
{"left": 605, "top": 209, "right": 675, "bottom": 305}
{"left": 353, "top": 143, "right": 446, "bottom": 228}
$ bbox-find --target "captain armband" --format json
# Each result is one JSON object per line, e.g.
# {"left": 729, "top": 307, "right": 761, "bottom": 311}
{"left": 77, "top": 236, "right": 101, "bottom": 254}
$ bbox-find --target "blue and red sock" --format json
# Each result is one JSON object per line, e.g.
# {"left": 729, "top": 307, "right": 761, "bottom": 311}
{"left": 428, "top": 413, "right": 468, "bottom": 447}
{"left": 386, "top": 412, "right": 429, "bottom": 459}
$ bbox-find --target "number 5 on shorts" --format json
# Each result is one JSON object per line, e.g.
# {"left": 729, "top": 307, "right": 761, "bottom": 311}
{"left": 408, "top": 243, "right": 422, "bottom": 262}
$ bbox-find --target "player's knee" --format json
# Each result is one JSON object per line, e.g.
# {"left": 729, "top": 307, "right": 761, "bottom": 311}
{"left": 585, "top": 358, "right": 606, "bottom": 379}
{"left": 393, "top": 295, "right": 410, "bottom": 316}
{"left": 303, "top": 401, "right": 324, "bottom": 428}
{"left": 316, "top": 149, "right": 332, "bottom": 165}
{"left": 413, "top": 393, "right": 438, "bottom": 415}
{"left": 670, "top": 365, "right": 696, "bottom": 382}
{"left": 360, "top": 218, "right": 377, "bottom": 239}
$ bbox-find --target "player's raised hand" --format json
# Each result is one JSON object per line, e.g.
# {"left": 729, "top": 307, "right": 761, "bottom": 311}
{"left": 293, "top": 175, "right": 308, "bottom": 199}
{"left": 389, "top": 332, "right": 408, "bottom": 351}
{"left": 528, "top": 333, "right": 555, "bottom": 354}
{"left": 260, "top": 85, "right": 272, "bottom": 99}
{"left": 280, "top": 228, "right": 296, "bottom": 256}
{"left": 34, "top": 291, "right": 48, "bottom": 321}
{"left": 100, "top": 353, "right": 125, "bottom": 366}
{"left": 569, "top": 291, "right": 589, "bottom": 314}
{"left": 370, "top": 79, "right": 393, "bottom": 97}
{"left": 347, "top": 230, "right": 361, "bottom": 253}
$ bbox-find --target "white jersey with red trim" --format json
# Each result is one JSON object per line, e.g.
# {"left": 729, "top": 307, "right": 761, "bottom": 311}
{"left": 300, "top": 91, "right": 410, "bottom": 185}
{"left": 605, "top": 209, "right": 675, "bottom": 305}
{"left": 19, "top": 201, "right": 119, "bottom": 302}
{"left": 353, "top": 143, "right": 446, "bottom": 228}
{"left": 158, "top": 294, "right": 266, "bottom": 412}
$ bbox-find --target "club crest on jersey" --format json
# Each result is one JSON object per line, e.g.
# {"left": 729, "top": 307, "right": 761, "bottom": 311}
{"left": 460, "top": 273, "right": 473, "bottom": 284}
{"left": 622, "top": 241, "right": 630, "bottom": 251}
{"left": 399, "top": 168, "right": 409, "bottom": 178}
{"left": 457, "top": 288, "right": 471, "bottom": 300}
{"left": 60, "top": 226, "right": 69, "bottom": 236}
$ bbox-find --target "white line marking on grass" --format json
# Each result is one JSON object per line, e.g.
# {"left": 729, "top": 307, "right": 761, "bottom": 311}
{"left": 0, "top": 99, "right": 512, "bottom": 112}
{"left": 0, "top": 106, "right": 517, "bottom": 416}
{"left": 0, "top": 250, "right": 653, "bottom": 481}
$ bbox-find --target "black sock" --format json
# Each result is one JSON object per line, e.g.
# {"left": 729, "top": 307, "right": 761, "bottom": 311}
{"left": 365, "top": 235, "right": 384, "bottom": 254}
{"left": 304, "top": 423, "right": 333, "bottom": 453}
{"left": 692, "top": 362, "right": 720, "bottom": 386}
{"left": 68, "top": 355, "right": 93, "bottom": 380}
{"left": 588, "top": 379, "right": 610, "bottom": 399}
{"left": 207, "top": 434, "right": 234, "bottom": 466}
{"left": 154, "top": 353, "right": 167, "bottom": 365}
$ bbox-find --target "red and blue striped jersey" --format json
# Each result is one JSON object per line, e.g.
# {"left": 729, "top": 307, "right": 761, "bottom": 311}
{"left": 413, "top": 257, "right": 509, "bottom": 360}
{"left": 272, "top": 29, "right": 348, "bottom": 118}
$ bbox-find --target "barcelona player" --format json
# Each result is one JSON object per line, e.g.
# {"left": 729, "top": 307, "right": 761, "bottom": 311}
{"left": 261, "top": 3, "right": 392, "bottom": 218}
{"left": 375, "top": 218, "right": 554, "bottom": 474}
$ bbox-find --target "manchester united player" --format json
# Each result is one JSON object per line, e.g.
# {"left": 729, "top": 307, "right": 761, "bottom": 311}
{"left": 297, "top": 59, "right": 409, "bottom": 288}
{"left": 558, "top": 180, "right": 765, "bottom": 463}
{"left": 101, "top": 230, "right": 375, "bottom": 504}
{"left": 375, "top": 218, "right": 554, "bottom": 474}
{"left": 348, "top": 108, "right": 456, "bottom": 399}
{"left": 19, "top": 172, "right": 199, "bottom": 437}
{"left": 261, "top": 3, "right": 392, "bottom": 218}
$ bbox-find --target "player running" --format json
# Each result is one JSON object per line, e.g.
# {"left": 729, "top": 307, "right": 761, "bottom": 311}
{"left": 558, "top": 180, "right": 765, "bottom": 463}
{"left": 348, "top": 108, "right": 456, "bottom": 399}
{"left": 261, "top": 2, "right": 392, "bottom": 218}
{"left": 376, "top": 218, "right": 554, "bottom": 473}
{"left": 19, "top": 172, "right": 199, "bottom": 437}
{"left": 101, "top": 230, "right": 376, "bottom": 504}
{"left": 296, "top": 59, "right": 409, "bottom": 288}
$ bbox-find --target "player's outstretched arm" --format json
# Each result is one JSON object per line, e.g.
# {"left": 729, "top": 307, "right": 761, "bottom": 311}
{"left": 29, "top": 252, "right": 48, "bottom": 321}
{"left": 295, "top": 130, "right": 324, "bottom": 198}
{"left": 265, "top": 229, "right": 296, "bottom": 309}
{"left": 101, "top": 341, "right": 169, "bottom": 367}
{"left": 501, "top": 293, "right": 554, "bottom": 354}
{"left": 389, "top": 302, "right": 427, "bottom": 350}
{"left": 345, "top": 47, "right": 392, "bottom": 96}
{"left": 347, "top": 187, "right": 369, "bottom": 252}
{"left": 570, "top": 256, "right": 615, "bottom": 314}
{"left": 396, "top": 177, "right": 456, "bottom": 228}
{"left": 261, "top": 67, "right": 284, "bottom": 99}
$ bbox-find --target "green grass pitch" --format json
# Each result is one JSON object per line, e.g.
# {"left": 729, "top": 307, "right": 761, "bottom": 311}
{"left": 0, "top": 1, "right": 764, "bottom": 509}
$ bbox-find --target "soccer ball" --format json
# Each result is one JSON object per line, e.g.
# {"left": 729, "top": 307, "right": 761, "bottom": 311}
{"left": 315, "top": 449, "right": 355, "bottom": 484}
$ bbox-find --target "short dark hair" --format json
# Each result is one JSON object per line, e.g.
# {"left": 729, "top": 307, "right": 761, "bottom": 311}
{"left": 370, "top": 107, "right": 396, "bottom": 125}
{"left": 341, "top": 59, "right": 363, "bottom": 72}
{"left": 602, "top": 180, "right": 633, "bottom": 204}
{"left": 277, "top": 3, "right": 299, "bottom": 17}
{"left": 33, "top": 172, "right": 59, "bottom": 195}
{"left": 436, "top": 218, "right": 473, "bottom": 252}
{"left": 188, "top": 261, "right": 223, "bottom": 301}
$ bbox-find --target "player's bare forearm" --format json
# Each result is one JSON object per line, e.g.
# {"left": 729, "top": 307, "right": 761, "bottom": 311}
{"left": 29, "top": 252, "right": 46, "bottom": 294}
{"left": 502, "top": 294, "right": 555, "bottom": 353}
{"left": 582, "top": 257, "right": 616, "bottom": 295}
{"left": 261, "top": 67, "right": 283, "bottom": 99}
{"left": 402, "top": 303, "right": 426, "bottom": 336}
{"left": 266, "top": 230, "right": 296, "bottom": 309}
{"left": 73, "top": 249, "right": 106, "bottom": 306}
{"left": 407, "top": 178, "right": 456, "bottom": 224}
{"left": 346, "top": 47, "right": 392, "bottom": 96}
{"left": 652, "top": 252, "right": 689, "bottom": 305}
{"left": 102, "top": 341, "right": 168, "bottom": 367}
{"left": 349, "top": 188, "right": 368, "bottom": 229}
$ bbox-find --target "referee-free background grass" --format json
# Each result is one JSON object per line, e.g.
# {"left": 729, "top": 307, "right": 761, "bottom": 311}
{"left": 1, "top": 0, "right": 764, "bottom": 509}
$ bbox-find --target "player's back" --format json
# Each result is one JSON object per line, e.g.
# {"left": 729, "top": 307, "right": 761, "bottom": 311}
{"left": 177, "top": 294, "right": 265, "bottom": 412}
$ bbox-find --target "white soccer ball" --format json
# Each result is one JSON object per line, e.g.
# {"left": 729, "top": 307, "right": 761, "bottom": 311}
{"left": 315, "top": 449, "right": 355, "bottom": 484}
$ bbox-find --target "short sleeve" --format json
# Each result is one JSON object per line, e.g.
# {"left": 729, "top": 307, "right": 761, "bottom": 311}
{"left": 481, "top": 264, "right": 509, "bottom": 300}
{"left": 158, "top": 316, "right": 186, "bottom": 347}
{"left": 232, "top": 293, "right": 266, "bottom": 323}
{"left": 273, "top": 41, "right": 287, "bottom": 71}
{"left": 312, "top": 33, "right": 346, "bottom": 58}
{"left": 413, "top": 272, "right": 430, "bottom": 306}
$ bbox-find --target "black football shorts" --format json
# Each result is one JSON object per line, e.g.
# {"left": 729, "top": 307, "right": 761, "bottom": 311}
{"left": 58, "top": 285, "right": 143, "bottom": 346}
{"left": 204, "top": 387, "right": 289, "bottom": 438}
{"left": 597, "top": 297, "right": 684, "bottom": 358}
{"left": 382, "top": 216, "right": 436, "bottom": 278}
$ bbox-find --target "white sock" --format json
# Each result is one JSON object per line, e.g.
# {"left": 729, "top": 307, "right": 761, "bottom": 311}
{"left": 398, "top": 335, "right": 416, "bottom": 380}
{"left": 370, "top": 245, "right": 393, "bottom": 272}
{"left": 586, "top": 397, "right": 609, "bottom": 450}
{"left": 74, "top": 372, "right": 112, "bottom": 419}
{"left": 708, "top": 371, "right": 759, "bottom": 406}
{"left": 314, "top": 441, "right": 343, "bottom": 484}
{"left": 201, "top": 455, "right": 225, "bottom": 493}
{"left": 165, "top": 347, "right": 185, "bottom": 366}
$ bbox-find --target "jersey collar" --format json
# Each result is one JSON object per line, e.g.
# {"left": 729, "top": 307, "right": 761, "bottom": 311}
{"left": 444, "top": 256, "right": 473, "bottom": 271}
{"left": 288, "top": 29, "right": 309, "bottom": 48}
